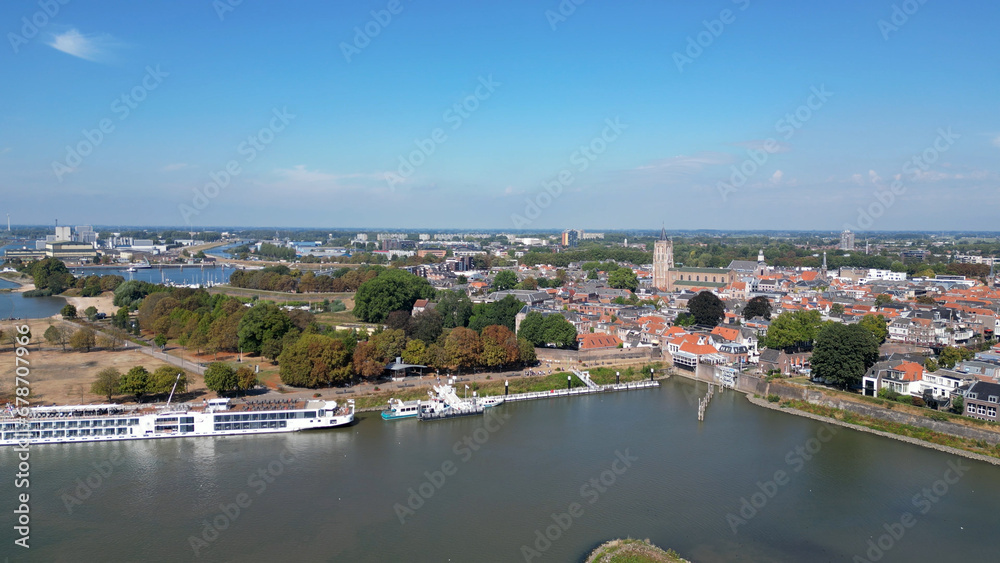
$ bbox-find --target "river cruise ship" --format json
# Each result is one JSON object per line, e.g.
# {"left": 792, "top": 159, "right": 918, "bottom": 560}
{"left": 0, "top": 397, "right": 354, "bottom": 446}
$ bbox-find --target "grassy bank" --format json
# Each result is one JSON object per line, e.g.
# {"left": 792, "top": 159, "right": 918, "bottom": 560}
{"left": 585, "top": 538, "right": 689, "bottom": 563}
{"left": 779, "top": 398, "right": 1000, "bottom": 459}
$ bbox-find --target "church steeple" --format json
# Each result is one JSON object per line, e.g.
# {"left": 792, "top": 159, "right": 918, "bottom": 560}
{"left": 660, "top": 224, "right": 667, "bottom": 241}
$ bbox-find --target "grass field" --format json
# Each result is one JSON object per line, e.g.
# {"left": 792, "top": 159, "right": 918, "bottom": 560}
{"left": 585, "top": 539, "right": 689, "bottom": 563}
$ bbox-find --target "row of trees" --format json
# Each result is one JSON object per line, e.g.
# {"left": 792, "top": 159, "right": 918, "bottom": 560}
{"left": 44, "top": 325, "right": 128, "bottom": 352}
{"left": 228, "top": 265, "right": 382, "bottom": 293}
{"left": 91, "top": 365, "right": 189, "bottom": 402}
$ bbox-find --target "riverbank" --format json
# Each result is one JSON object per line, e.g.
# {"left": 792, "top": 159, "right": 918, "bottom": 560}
{"left": 585, "top": 538, "right": 689, "bottom": 563}
{"left": 746, "top": 394, "right": 1000, "bottom": 466}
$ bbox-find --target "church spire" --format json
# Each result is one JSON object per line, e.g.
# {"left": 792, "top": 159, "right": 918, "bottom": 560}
{"left": 660, "top": 224, "right": 667, "bottom": 241}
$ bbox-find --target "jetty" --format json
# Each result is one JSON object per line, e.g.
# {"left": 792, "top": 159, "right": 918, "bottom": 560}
{"left": 502, "top": 380, "right": 659, "bottom": 404}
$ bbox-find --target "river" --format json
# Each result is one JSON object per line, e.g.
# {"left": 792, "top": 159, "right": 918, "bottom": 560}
{"left": 0, "top": 378, "right": 995, "bottom": 562}
{"left": 0, "top": 279, "right": 66, "bottom": 320}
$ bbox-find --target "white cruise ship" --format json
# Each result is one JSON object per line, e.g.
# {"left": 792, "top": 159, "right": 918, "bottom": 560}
{"left": 1, "top": 397, "right": 354, "bottom": 446}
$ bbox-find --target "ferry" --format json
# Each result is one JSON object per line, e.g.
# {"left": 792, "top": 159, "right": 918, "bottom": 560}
{"left": 0, "top": 397, "right": 354, "bottom": 446}
{"left": 382, "top": 380, "right": 505, "bottom": 421}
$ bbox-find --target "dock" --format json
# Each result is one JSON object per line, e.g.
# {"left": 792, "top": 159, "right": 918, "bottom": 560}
{"left": 502, "top": 380, "right": 659, "bottom": 403}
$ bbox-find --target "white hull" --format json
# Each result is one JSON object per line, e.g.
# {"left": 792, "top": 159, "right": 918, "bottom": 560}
{"left": 1, "top": 399, "right": 354, "bottom": 447}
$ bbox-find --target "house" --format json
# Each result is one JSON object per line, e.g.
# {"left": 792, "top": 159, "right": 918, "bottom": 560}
{"left": 411, "top": 299, "right": 435, "bottom": 316}
{"left": 759, "top": 349, "right": 811, "bottom": 375}
{"left": 919, "top": 369, "right": 974, "bottom": 403}
{"left": 962, "top": 380, "right": 1000, "bottom": 422}
{"left": 578, "top": 333, "right": 623, "bottom": 350}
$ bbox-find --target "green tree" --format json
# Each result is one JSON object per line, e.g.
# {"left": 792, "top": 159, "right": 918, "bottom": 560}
{"left": 401, "top": 339, "right": 429, "bottom": 366}
{"left": 924, "top": 358, "right": 939, "bottom": 372}
{"left": 468, "top": 295, "right": 524, "bottom": 333}
{"left": 235, "top": 365, "right": 258, "bottom": 393}
{"left": 44, "top": 325, "right": 72, "bottom": 352}
{"left": 279, "top": 334, "right": 351, "bottom": 387}
{"left": 407, "top": 309, "right": 444, "bottom": 343}
{"left": 61, "top": 304, "right": 77, "bottom": 319}
{"left": 743, "top": 296, "right": 772, "bottom": 320}
{"left": 607, "top": 268, "right": 638, "bottom": 292}
{"left": 370, "top": 328, "right": 407, "bottom": 362}
{"left": 811, "top": 323, "right": 879, "bottom": 389}
{"left": 149, "top": 366, "right": 187, "bottom": 396}
{"left": 436, "top": 290, "right": 474, "bottom": 328}
{"left": 493, "top": 270, "right": 517, "bottom": 291}
{"left": 30, "top": 257, "right": 72, "bottom": 293}
{"left": 83, "top": 306, "right": 99, "bottom": 321}
{"left": 517, "top": 311, "right": 545, "bottom": 345}
{"left": 90, "top": 367, "right": 121, "bottom": 402}
{"left": 950, "top": 395, "right": 964, "bottom": 414}
{"left": 764, "top": 310, "right": 823, "bottom": 351}
{"left": 154, "top": 334, "right": 168, "bottom": 349}
{"left": 829, "top": 303, "right": 845, "bottom": 317}
{"left": 938, "top": 346, "right": 972, "bottom": 369}
{"left": 204, "top": 362, "right": 238, "bottom": 394}
{"left": 518, "top": 337, "right": 536, "bottom": 364}
{"left": 688, "top": 291, "right": 725, "bottom": 327}
{"left": 874, "top": 294, "right": 893, "bottom": 309}
{"left": 70, "top": 327, "right": 96, "bottom": 352}
{"left": 353, "top": 269, "right": 435, "bottom": 323}
{"left": 541, "top": 314, "right": 577, "bottom": 348}
{"left": 858, "top": 313, "right": 888, "bottom": 344}
{"left": 916, "top": 295, "right": 938, "bottom": 305}
{"left": 237, "top": 302, "right": 292, "bottom": 355}
{"left": 119, "top": 366, "right": 151, "bottom": 401}
{"left": 674, "top": 312, "right": 695, "bottom": 327}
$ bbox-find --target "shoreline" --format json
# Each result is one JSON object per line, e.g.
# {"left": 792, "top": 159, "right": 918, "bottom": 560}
{"left": 745, "top": 393, "right": 1000, "bottom": 467}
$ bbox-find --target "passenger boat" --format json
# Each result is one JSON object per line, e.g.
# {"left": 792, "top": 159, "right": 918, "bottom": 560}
{"left": 0, "top": 397, "right": 354, "bottom": 446}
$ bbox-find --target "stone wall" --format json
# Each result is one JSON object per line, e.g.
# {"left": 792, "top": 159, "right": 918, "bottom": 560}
{"left": 535, "top": 346, "right": 660, "bottom": 367}
{"left": 765, "top": 382, "right": 1000, "bottom": 446}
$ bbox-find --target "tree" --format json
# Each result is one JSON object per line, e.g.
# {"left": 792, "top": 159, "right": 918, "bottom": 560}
{"left": 481, "top": 325, "right": 519, "bottom": 368}
{"left": 674, "top": 312, "right": 695, "bottom": 327}
{"left": 874, "top": 294, "right": 893, "bottom": 309}
{"left": 858, "top": 314, "right": 888, "bottom": 344}
{"left": 119, "top": 366, "right": 151, "bottom": 401}
{"left": 61, "top": 304, "right": 77, "bottom": 319}
{"left": 385, "top": 310, "right": 411, "bottom": 331}
{"left": 30, "top": 257, "right": 72, "bottom": 293}
{"left": 279, "top": 334, "right": 351, "bottom": 387}
{"left": 235, "top": 365, "right": 258, "bottom": 393}
{"left": 829, "top": 303, "right": 845, "bottom": 317}
{"left": 407, "top": 309, "right": 444, "bottom": 343}
{"left": 541, "top": 314, "right": 577, "bottom": 348}
{"left": 354, "top": 269, "right": 435, "bottom": 323}
{"left": 154, "top": 334, "right": 168, "bottom": 349}
{"left": 518, "top": 337, "right": 536, "bottom": 364}
{"left": 401, "top": 339, "right": 429, "bottom": 366}
{"left": 517, "top": 311, "right": 545, "bottom": 345}
{"left": 436, "top": 290, "right": 474, "bottom": 329}
{"left": 938, "top": 346, "right": 972, "bottom": 369}
{"left": 98, "top": 327, "right": 127, "bottom": 351}
{"left": 370, "top": 328, "right": 407, "bottom": 362}
{"left": 444, "top": 327, "right": 482, "bottom": 372}
{"left": 149, "top": 366, "right": 187, "bottom": 396}
{"left": 204, "top": 362, "right": 238, "bottom": 394}
{"left": 70, "top": 327, "right": 96, "bottom": 352}
{"left": 608, "top": 268, "right": 639, "bottom": 292}
{"left": 950, "top": 395, "right": 964, "bottom": 414}
{"left": 90, "top": 368, "right": 121, "bottom": 402}
{"left": 916, "top": 295, "right": 937, "bottom": 305}
{"left": 764, "top": 310, "right": 823, "bottom": 351}
{"left": 237, "top": 303, "right": 292, "bottom": 355}
{"left": 468, "top": 295, "right": 524, "bottom": 333}
{"left": 493, "top": 270, "right": 517, "bottom": 291}
{"left": 352, "top": 341, "right": 385, "bottom": 380}
{"left": 743, "top": 296, "right": 772, "bottom": 320}
{"left": 84, "top": 306, "right": 99, "bottom": 321}
{"left": 924, "top": 358, "right": 939, "bottom": 372}
{"left": 811, "top": 323, "right": 879, "bottom": 389}
{"left": 44, "top": 325, "right": 72, "bottom": 351}
{"left": 688, "top": 291, "right": 725, "bottom": 327}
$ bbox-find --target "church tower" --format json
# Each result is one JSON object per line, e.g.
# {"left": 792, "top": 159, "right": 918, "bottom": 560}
{"left": 653, "top": 226, "right": 673, "bottom": 291}
{"left": 757, "top": 249, "right": 767, "bottom": 277}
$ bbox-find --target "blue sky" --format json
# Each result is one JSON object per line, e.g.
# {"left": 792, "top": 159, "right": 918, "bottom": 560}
{"left": 1, "top": 0, "right": 998, "bottom": 231}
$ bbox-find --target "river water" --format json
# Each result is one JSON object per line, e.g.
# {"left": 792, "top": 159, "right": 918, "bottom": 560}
{"left": 1, "top": 378, "right": 996, "bottom": 562}
{"left": 0, "top": 279, "right": 66, "bottom": 320}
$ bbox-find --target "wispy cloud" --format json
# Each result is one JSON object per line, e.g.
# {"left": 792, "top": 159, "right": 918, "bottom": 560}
{"left": 0, "top": 148, "right": 10, "bottom": 155}
{"left": 634, "top": 151, "right": 733, "bottom": 175}
{"left": 162, "top": 163, "right": 188, "bottom": 172}
{"left": 992, "top": 135, "right": 1000, "bottom": 149}
{"left": 47, "top": 29, "right": 122, "bottom": 63}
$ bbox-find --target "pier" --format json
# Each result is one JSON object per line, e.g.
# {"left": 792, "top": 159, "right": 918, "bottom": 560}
{"left": 501, "top": 380, "right": 659, "bottom": 404}
{"left": 698, "top": 384, "right": 715, "bottom": 421}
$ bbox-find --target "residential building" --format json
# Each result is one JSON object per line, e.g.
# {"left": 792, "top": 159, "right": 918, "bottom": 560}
{"left": 963, "top": 380, "right": 1000, "bottom": 422}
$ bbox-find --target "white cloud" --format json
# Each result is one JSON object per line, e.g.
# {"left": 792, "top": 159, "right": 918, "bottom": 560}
{"left": 730, "top": 139, "right": 792, "bottom": 154}
{"left": 992, "top": 135, "right": 1000, "bottom": 148}
{"left": 47, "top": 29, "right": 121, "bottom": 62}
{"left": 161, "top": 163, "right": 188, "bottom": 172}
{"left": 770, "top": 170, "right": 784, "bottom": 184}
{"left": 634, "top": 151, "right": 732, "bottom": 174}
{"left": 0, "top": 148, "right": 10, "bottom": 155}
